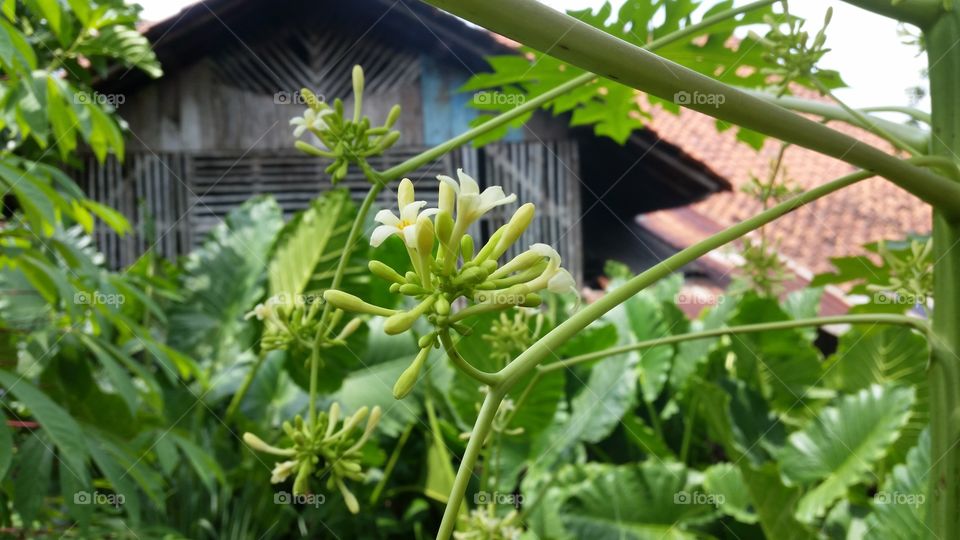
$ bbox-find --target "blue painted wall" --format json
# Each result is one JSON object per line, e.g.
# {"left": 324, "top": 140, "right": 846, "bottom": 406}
{"left": 420, "top": 54, "right": 522, "bottom": 145}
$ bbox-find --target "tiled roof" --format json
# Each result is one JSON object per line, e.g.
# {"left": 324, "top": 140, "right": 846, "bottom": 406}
{"left": 639, "top": 91, "right": 931, "bottom": 276}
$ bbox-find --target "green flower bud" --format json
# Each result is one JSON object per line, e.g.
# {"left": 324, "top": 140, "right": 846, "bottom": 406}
{"left": 435, "top": 295, "right": 451, "bottom": 315}
{"left": 295, "top": 140, "right": 336, "bottom": 158}
{"left": 352, "top": 65, "right": 365, "bottom": 99}
{"left": 243, "top": 432, "right": 295, "bottom": 456}
{"left": 439, "top": 179, "right": 456, "bottom": 215}
{"left": 398, "top": 283, "right": 427, "bottom": 295}
{"left": 369, "top": 260, "right": 406, "bottom": 284}
{"left": 324, "top": 290, "right": 396, "bottom": 317}
{"left": 300, "top": 88, "right": 323, "bottom": 110}
{"left": 369, "top": 131, "right": 400, "bottom": 154}
{"left": 385, "top": 104, "right": 401, "bottom": 128}
{"left": 393, "top": 347, "right": 430, "bottom": 399}
{"left": 337, "top": 478, "right": 361, "bottom": 514}
{"left": 492, "top": 203, "right": 535, "bottom": 260}
{"left": 523, "top": 293, "right": 542, "bottom": 307}
{"left": 418, "top": 332, "right": 437, "bottom": 348}
{"left": 335, "top": 317, "right": 364, "bottom": 341}
{"left": 474, "top": 226, "right": 506, "bottom": 263}
{"left": 461, "top": 235, "right": 475, "bottom": 262}
{"left": 435, "top": 210, "right": 454, "bottom": 245}
{"left": 416, "top": 214, "right": 435, "bottom": 255}
{"left": 389, "top": 283, "right": 401, "bottom": 293}
{"left": 293, "top": 461, "right": 312, "bottom": 496}
{"left": 384, "top": 296, "right": 436, "bottom": 334}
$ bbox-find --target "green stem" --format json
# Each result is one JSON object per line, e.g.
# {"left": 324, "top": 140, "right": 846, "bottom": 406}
{"left": 810, "top": 76, "right": 921, "bottom": 155}
{"left": 859, "top": 105, "right": 932, "bottom": 125}
{"left": 746, "top": 90, "right": 930, "bottom": 149}
{"left": 679, "top": 394, "right": 698, "bottom": 464}
{"left": 436, "top": 388, "right": 504, "bottom": 540}
{"left": 924, "top": 10, "right": 960, "bottom": 538}
{"left": 225, "top": 352, "right": 267, "bottom": 422}
{"left": 439, "top": 329, "right": 500, "bottom": 386}
{"left": 839, "top": 0, "right": 943, "bottom": 27}
{"left": 435, "top": 158, "right": 942, "bottom": 539}
{"left": 382, "top": 0, "right": 779, "bottom": 184}
{"left": 370, "top": 422, "right": 415, "bottom": 505}
{"left": 422, "top": 0, "right": 960, "bottom": 219}
{"left": 539, "top": 314, "right": 928, "bottom": 374}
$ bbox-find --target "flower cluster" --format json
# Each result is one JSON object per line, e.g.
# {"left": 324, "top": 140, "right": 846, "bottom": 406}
{"left": 454, "top": 507, "right": 523, "bottom": 540}
{"left": 323, "top": 170, "right": 575, "bottom": 398}
{"left": 243, "top": 403, "right": 381, "bottom": 514}
{"left": 290, "top": 65, "right": 401, "bottom": 182}
{"left": 482, "top": 309, "right": 545, "bottom": 367}
{"left": 246, "top": 294, "right": 363, "bottom": 357}
{"left": 759, "top": 7, "right": 833, "bottom": 94}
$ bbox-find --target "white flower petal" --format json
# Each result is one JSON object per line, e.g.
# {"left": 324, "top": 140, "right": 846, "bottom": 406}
{"left": 547, "top": 269, "right": 576, "bottom": 294}
{"left": 271, "top": 460, "right": 298, "bottom": 484}
{"left": 370, "top": 225, "right": 400, "bottom": 247}
{"left": 530, "top": 243, "right": 560, "bottom": 262}
{"left": 400, "top": 201, "right": 428, "bottom": 222}
{"left": 437, "top": 175, "right": 460, "bottom": 195}
{"left": 374, "top": 209, "right": 400, "bottom": 226}
{"left": 421, "top": 208, "right": 440, "bottom": 217}
{"left": 403, "top": 225, "right": 419, "bottom": 248}
{"left": 293, "top": 125, "right": 307, "bottom": 138}
{"left": 456, "top": 169, "right": 480, "bottom": 195}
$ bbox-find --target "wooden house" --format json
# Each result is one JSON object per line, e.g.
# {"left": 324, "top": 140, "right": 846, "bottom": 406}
{"left": 83, "top": 0, "right": 730, "bottom": 282}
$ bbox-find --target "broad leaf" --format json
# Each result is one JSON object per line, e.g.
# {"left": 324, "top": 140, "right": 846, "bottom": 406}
{"left": 865, "top": 429, "right": 930, "bottom": 539}
{"left": 776, "top": 385, "right": 915, "bottom": 521}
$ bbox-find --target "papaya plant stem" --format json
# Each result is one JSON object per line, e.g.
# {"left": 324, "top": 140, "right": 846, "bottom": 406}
{"left": 370, "top": 422, "right": 414, "bottom": 505}
{"left": 839, "top": 0, "right": 943, "bottom": 27}
{"left": 810, "top": 76, "right": 921, "bottom": 155}
{"left": 923, "top": 9, "right": 960, "bottom": 537}
{"left": 439, "top": 329, "right": 501, "bottom": 386}
{"left": 383, "top": 0, "right": 779, "bottom": 184}
{"left": 436, "top": 159, "right": 939, "bottom": 540}
{"left": 859, "top": 106, "right": 932, "bottom": 125}
{"left": 539, "top": 314, "right": 928, "bottom": 374}
{"left": 437, "top": 387, "right": 505, "bottom": 540}
{"left": 422, "top": 0, "right": 960, "bottom": 219}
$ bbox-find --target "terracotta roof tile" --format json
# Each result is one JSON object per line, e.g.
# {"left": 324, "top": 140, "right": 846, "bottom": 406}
{"left": 641, "top": 91, "right": 931, "bottom": 275}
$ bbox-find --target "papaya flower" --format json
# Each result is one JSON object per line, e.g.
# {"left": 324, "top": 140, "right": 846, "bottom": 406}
{"left": 290, "top": 107, "right": 333, "bottom": 138}
{"left": 370, "top": 178, "right": 439, "bottom": 248}
{"left": 438, "top": 169, "right": 516, "bottom": 228}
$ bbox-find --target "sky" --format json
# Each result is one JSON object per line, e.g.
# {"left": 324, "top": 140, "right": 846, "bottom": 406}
{"left": 133, "top": 0, "right": 929, "bottom": 114}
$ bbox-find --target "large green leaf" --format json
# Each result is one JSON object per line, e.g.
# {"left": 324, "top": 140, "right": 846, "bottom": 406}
{"left": 558, "top": 461, "right": 715, "bottom": 539}
{"left": 865, "top": 429, "right": 930, "bottom": 539}
{"left": 702, "top": 463, "right": 757, "bottom": 524}
{"left": 167, "top": 196, "right": 283, "bottom": 365}
{"left": 776, "top": 385, "right": 915, "bottom": 521}
{"left": 739, "top": 463, "right": 817, "bottom": 540}
{"left": 826, "top": 325, "right": 929, "bottom": 465}
{"left": 267, "top": 189, "right": 358, "bottom": 300}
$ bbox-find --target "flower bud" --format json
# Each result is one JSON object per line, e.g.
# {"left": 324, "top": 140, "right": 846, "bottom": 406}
{"left": 398, "top": 283, "right": 427, "bottom": 295}
{"left": 335, "top": 317, "right": 364, "bottom": 341}
{"left": 324, "top": 290, "right": 397, "bottom": 317}
{"left": 293, "top": 462, "right": 312, "bottom": 496}
{"left": 439, "top": 180, "right": 456, "bottom": 214}
{"left": 523, "top": 293, "right": 542, "bottom": 307}
{"left": 416, "top": 214, "right": 435, "bottom": 255}
{"left": 492, "top": 203, "right": 535, "bottom": 260}
{"left": 243, "top": 432, "right": 295, "bottom": 456}
{"left": 435, "top": 210, "right": 454, "bottom": 245}
{"left": 398, "top": 178, "right": 415, "bottom": 209}
{"left": 474, "top": 226, "right": 505, "bottom": 263}
{"left": 461, "top": 235, "right": 475, "bottom": 262}
{"left": 385, "top": 104, "right": 401, "bottom": 128}
{"left": 393, "top": 347, "right": 430, "bottom": 399}
{"left": 435, "top": 295, "right": 450, "bottom": 315}
{"left": 295, "top": 140, "right": 336, "bottom": 158}
{"left": 369, "top": 260, "right": 405, "bottom": 283}
{"left": 352, "top": 65, "right": 365, "bottom": 98}
{"left": 300, "top": 88, "right": 323, "bottom": 110}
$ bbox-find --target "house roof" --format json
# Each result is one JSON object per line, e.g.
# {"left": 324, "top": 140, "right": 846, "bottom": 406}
{"left": 638, "top": 94, "right": 931, "bottom": 274}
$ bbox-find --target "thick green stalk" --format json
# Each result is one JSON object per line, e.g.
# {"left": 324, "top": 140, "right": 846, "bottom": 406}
{"left": 924, "top": 10, "right": 960, "bottom": 538}
{"left": 422, "top": 0, "right": 960, "bottom": 219}
{"left": 839, "top": 0, "right": 943, "bottom": 27}
{"left": 383, "top": 0, "right": 778, "bottom": 183}
{"left": 745, "top": 90, "right": 931, "bottom": 150}
{"left": 439, "top": 329, "right": 500, "bottom": 385}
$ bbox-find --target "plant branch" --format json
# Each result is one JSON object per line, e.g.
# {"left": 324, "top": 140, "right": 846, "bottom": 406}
{"left": 745, "top": 90, "right": 931, "bottom": 151}
{"left": 439, "top": 329, "right": 500, "bottom": 386}
{"left": 539, "top": 314, "right": 928, "bottom": 374}
{"left": 383, "top": 0, "right": 779, "bottom": 183}
{"left": 421, "top": 0, "right": 960, "bottom": 220}
{"left": 839, "top": 0, "right": 943, "bottom": 27}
